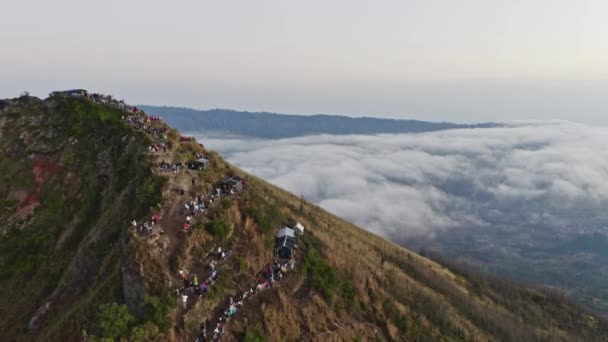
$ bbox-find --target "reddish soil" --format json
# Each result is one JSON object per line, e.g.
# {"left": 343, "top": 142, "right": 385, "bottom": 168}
{"left": 15, "top": 155, "right": 61, "bottom": 217}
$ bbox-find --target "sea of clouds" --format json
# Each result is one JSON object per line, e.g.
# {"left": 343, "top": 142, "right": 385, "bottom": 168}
{"left": 197, "top": 121, "right": 608, "bottom": 240}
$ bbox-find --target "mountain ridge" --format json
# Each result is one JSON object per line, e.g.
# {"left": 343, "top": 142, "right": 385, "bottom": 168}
{"left": 0, "top": 93, "right": 605, "bottom": 341}
{"left": 139, "top": 105, "right": 501, "bottom": 139}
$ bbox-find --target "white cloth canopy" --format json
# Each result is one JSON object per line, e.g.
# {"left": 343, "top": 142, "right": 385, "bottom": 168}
{"left": 276, "top": 227, "right": 295, "bottom": 238}
{"left": 293, "top": 222, "right": 305, "bottom": 235}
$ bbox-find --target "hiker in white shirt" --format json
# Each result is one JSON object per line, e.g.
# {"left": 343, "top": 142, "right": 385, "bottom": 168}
{"left": 182, "top": 293, "right": 188, "bottom": 309}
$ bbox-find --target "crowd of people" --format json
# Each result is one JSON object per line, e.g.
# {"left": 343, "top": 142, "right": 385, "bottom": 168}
{"left": 179, "top": 188, "right": 228, "bottom": 231}
{"left": 177, "top": 247, "right": 232, "bottom": 309}
{"left": 53, "top": 91, "right": 155, "bottom": 122}
{"left": 141, "top": 124, "right": 167, "bottom": 138}
{"left": 148, "top": 143, "right": 167, "bottom": 154}
{"left": 216, "top": 184, "right": 238, "bottom": 197}
{"left": 177, "top": 266, "right": 220, "bottom": 309}
{"left": 75, "top": 92, "right": 160, "bottom": 132}
{"left": 85, "top": 92, "right": 158, "bottom": 119}
{"left": 98, "top": 91, "right": 299, "bottom": 341}
{"left": 195, "top": 256, "right": 298, "bottom": 341}
{"left": 178, "top": 179, "right": 242, "bottom": 232}
{"left": 182, "top": 195, "right": 208, "bottom": 222}
{"left": 158, "top": 160, "right": 183, "bottom": 173}
{"left": 122, "top": 114, "right": 168, "bottom": 150}
{"left": 131, "top": 213, "right": 161, "bottom": 235}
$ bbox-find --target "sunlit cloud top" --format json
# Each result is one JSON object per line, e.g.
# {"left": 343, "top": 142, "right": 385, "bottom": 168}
{"left": 201, "top": 122, "right": 608, "bottom": 238}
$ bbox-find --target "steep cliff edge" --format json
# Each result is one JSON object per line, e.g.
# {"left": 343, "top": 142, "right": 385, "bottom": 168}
{"left": 0, "top": 95, "right": 163, "bottom": 340}
{"left": 0, "top": 94, "right": 606, "bottom": 342}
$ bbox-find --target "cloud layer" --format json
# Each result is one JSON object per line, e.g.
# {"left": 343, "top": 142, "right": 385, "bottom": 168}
{"left": 199, "top": 121, "right": 608, "bottom": 240}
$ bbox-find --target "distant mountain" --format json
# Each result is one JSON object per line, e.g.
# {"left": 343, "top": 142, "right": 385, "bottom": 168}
{"left": 139, "top": 106, "right": 500, "bottom": 138}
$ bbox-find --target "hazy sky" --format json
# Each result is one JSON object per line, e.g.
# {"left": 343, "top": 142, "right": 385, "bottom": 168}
{"left": 2, "top": 1, "right": 608, "bottom": 124}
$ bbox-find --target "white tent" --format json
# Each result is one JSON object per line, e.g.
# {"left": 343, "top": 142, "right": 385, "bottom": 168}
{"left": 275, "top": 227, "right": 297, "bottom": 259}
{"left": 293, "top": 222, "right": 305, "bottom": 235}
{"left": 276, "top": 227, "right": 295, "bottom": 239}
{"left": 196, "top": 157, "right": 209, "bottom": 164}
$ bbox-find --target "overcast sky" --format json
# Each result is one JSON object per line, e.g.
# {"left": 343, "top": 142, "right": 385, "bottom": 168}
{"left": 2, "top": 1, "right": 608, "bottom": 124}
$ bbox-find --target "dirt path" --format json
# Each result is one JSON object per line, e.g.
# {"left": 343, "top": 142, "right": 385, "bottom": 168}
{"left": 131, "top": 120, "right": 203, "bottom": 335}
{"left": 157, "top": 168, "right": 190, "bottom": 273}
{"left": 133, "top": 118, "right": 262, "bottom": 340}
{"left": 149, "top": 163, "right": 229, "bottom": 333}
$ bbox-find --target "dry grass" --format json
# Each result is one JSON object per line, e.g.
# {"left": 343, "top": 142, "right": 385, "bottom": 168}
{"left": 202, "top": 172, "right": 608, "bottom": 341}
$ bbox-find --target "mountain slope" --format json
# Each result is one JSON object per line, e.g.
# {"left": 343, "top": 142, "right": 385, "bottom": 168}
{"left": 0, "top": 95, "right": 163, "bottom": 340}
{"left": 139, "top": 106, "right": 500, "bottom": 139}
{"left": 0, "top": 94, "right": 606, "bottom": 341}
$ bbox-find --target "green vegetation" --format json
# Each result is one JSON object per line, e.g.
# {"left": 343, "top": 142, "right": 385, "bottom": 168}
{"left": 0, "top": 199, "right": 17, "bottom": 218}
{"left": 207, "top": 275, "right": 228, "bottom": 300}
{"left": 142, "top": 295, "right": 173, "bottom": 332}
{"left": 246, "top": 189, "right": 285, "bottom": 236}
{"left": 301, "top": 246, "right": 339, "bottom": 302}
{"left": 221, "top": 198, "right": 232, "bottom": 210}
{"left": 58, "top": 97, "right": 126, "bottom": 137}
{"left": 206, "top": 219, "right": 231, "bottom": 240}
{"left": 300, "top": 236, "right": 354, "bottom": 306}
{"left": 136, "top": 176, "right": 163, "bottom": 212}
{"left": 244, "top": 325, "right": 267, "bottom": 342}
{"left": 0, "top": 97, "right": 167, "bottom": 340}
{"left": 0, "top": 226, "right": 53, "bottom": 282}
{"left": 128, "top": 322, "right": 160, "bottom": 341}
{"left": 92, "top": 296, "right": 172, "bottom": 341}
{"left": 0, "top": 157, "right": 35, "bottom": 190}
{"left": 238, "top": 257, "right": 248, "bottom": 272}
{"left": 96, "top": 303, "right": 134, "bottom": 339}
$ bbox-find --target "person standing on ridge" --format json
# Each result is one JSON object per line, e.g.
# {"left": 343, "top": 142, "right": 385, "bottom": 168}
{"left": 182, "top": 293, "right": 188, "bottom": 309}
